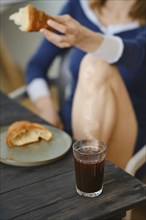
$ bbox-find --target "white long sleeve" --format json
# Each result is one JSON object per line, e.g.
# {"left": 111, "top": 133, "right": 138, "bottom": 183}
{"left": 92, "top": 35, "right": 124, "bottom": 64}
{"left": 27, "top": 78, "right": 50, "bottom": 102}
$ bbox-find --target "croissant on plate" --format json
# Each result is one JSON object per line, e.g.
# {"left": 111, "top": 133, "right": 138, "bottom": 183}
{"left": 9, "top": 4, "right": 54, "bottom": 32}
{"left": 6, "top": 121, "right": 52, "bottom": 147}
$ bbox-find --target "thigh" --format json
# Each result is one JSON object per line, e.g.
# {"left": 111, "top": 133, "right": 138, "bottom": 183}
{"left": 72, "top": 55, "right": 138, "bottom": 169}
{"left": 106, "top": 67, "right": 138, "bottom": 168}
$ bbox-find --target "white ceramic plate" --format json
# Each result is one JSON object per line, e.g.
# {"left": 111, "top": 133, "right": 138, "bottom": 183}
{"left": 0, "top": 124, "right": 72, "bottom": 167}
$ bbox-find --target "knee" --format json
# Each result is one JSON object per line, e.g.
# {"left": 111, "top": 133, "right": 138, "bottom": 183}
{"left": 79, "top": 54, "right": 116, "bottom": 88}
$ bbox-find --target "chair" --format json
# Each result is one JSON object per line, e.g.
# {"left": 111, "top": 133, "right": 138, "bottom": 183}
{"left": 125, "top": 145, "right": 146, "bottom": 176}
{"left": 123, "top": 145, "right": 146, "bottom": 220}
{"left": 8, "top": 51, "right": 72, "bottom": 110}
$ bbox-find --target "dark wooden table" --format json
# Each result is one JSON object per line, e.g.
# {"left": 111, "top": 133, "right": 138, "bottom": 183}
{"left": 0, "top": 91, "right": 146, "bottom": 220}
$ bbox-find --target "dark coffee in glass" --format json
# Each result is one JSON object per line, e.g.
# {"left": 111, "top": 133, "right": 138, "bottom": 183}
{"left": 73, "top": 140, "right": 106, "bottom": 197}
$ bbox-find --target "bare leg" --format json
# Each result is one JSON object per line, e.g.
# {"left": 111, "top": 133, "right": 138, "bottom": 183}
{"left": 72, "top": 54, "right": 138, "bottom": 169}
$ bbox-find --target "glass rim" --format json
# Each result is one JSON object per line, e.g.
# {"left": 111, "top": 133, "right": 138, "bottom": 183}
{"left": 72, "top": 139, "right": 107, "bottom": 155}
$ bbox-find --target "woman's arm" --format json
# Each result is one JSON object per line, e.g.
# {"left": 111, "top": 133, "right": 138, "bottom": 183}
{"left": 26, "top": 39, "right": 66, "bottom": 129}
{"left": 26, "top": 0, "right": 76, "bottom": 83}
{"left": 40, "top": 15, "right": 146, "bottom": 71}
{"left": 40, "top": 14, "right": 104, "bottom": 53}
{"left": 40, "top": 15, "right": 124, "bottom": 64}
{"left": 26, "top": 1, "right": 75, "bottom": 128}
{"left": 34, "top": 94, "right": 64, "bottom": 130}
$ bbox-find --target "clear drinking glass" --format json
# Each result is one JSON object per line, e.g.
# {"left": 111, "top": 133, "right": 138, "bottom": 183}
{"left": 73, "top": 139, "right": 107, "bottom": 197}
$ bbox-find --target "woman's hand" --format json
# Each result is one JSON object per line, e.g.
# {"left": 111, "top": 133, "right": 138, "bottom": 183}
{"left": 34, "top": 95, "right": 64, "bottom": 130}
{"left": 41, "top": 15, "right": 83, "bottom": 48}
{"left": 40, "top": 14, "right": 103, "bottom": 53}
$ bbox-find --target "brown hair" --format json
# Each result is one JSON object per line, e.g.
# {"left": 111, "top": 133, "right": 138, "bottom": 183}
{"left": 90, "top": 0, "right": 146, "bottom": 25}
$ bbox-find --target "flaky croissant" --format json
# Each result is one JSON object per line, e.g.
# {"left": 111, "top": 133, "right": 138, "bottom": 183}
{"left": 6, "top": 121, "right": 52, "bottom": 147}
{"left": 9, "top": 4, "right": 53, "bottom": 32}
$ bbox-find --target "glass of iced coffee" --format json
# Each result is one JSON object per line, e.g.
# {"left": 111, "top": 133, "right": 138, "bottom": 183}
{"left": 73, "top": 139, "right": 107, "bottom": 197}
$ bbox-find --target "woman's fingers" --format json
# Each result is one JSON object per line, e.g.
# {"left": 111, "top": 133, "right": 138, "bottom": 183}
{"left": 40, "top": 28, "right": 60, "bottom": 42}
{"left": 40, "top": 28, "right": 73, "bottom": 48}
{"left": 47, "top": 15, "right": 75, "bottom": 34}
{"left": 51, "top": 14, "right": 73, "bottom": 25}
{"left": 40, "top": 15, "right": 82, "bottom": 48}
{"left": 47, "top": 19, "right": 67, "bottom": 34}
{"left": 47, "top": 17, "right": 78, "bottom": 35}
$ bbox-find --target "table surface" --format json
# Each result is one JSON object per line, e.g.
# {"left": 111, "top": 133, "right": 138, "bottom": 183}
{"left": 0, "top": 91, "right": 146, "bottom": 220}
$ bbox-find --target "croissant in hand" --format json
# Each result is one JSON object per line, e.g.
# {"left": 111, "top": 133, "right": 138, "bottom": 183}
{"left": 9, "top": 4, "right": 54, "bottom": 32}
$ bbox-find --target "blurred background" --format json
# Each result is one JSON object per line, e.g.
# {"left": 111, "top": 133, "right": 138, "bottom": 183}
{"left": 0, "top": 0, "right": 66, "bottom": 94}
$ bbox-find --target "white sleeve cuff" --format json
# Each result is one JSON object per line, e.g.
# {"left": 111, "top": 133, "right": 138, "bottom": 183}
{"left": 27, "top": 78, "right": 50, "bottom": 102}
{"left": 92, "top": 35, "right": 124, "bottom": 63}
